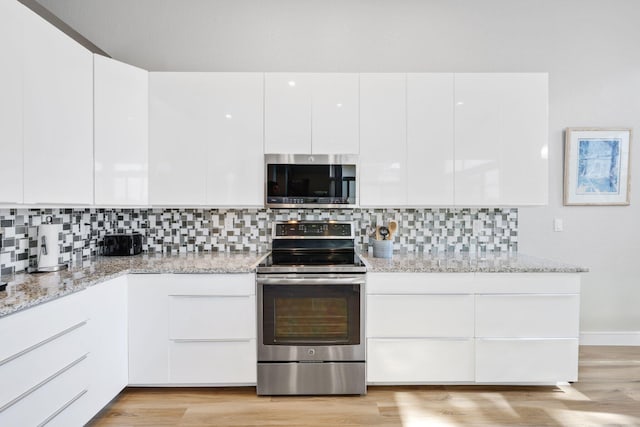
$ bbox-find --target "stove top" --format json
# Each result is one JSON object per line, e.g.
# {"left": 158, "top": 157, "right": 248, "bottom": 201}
{"left": 257, "top": 221, "right": 367, "bottom": 274}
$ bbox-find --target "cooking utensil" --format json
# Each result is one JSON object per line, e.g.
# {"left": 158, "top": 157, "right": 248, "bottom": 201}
{"left": 388, "top": 220, "right": 398, "bottom": 240}
{"left": 379, "top": 226, "right": 389, "bottom": 240}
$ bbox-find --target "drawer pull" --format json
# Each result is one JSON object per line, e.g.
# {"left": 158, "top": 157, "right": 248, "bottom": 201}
{"left": 0, "top": 354, "right": 88, "bottom": 413}
{"left": 0, "top": 320, "right": 88, "bottom": 367}
{"left": 169, "top": 294, "right": 251, "bottom": 298}
{"left": 38, "top": 389, "right": 88, "bottom": 427}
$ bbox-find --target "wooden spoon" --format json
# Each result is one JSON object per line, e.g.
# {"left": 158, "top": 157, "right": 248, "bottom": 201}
{"left": 388, "top": 220, "right": 398, "bottom": 240}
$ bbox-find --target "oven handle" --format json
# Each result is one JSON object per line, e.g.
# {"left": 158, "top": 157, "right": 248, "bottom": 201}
{"left": 257, "top": 276, "right": 365, "bottom": 286}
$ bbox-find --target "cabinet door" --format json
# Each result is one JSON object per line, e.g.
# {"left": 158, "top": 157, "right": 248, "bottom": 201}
{"left": 84, "top": 276, "right": 128, "bottom": 417}
{"left": 149, "top": 73, "right": 208, "bottom": 205}
{"left": 367, "top": 338, "right": 474, "bottom": 383}
{"left": 407, "top": 73, "right": 455, "bottom": 205}
{"left": 367, "top": 294, "right": 474, "bottom": 338}
{"left": 475, "top": 294, "right": 580, "bottom": 338}
{"left": 94, "top": 55, "right": 149, "bottom": 205}
{"left": 127, "top": 275, "right": 169, "bottom": 384}
{"left": 476, "top": 338, "right": 578, "bottom": 383}
{"left": 22, "top": 7, "right": 93, "bottom": 205}
{"left": 205, "top": 73, "right": 263, "bottom": 206}
{"left": 0, "top": 0, "right": 23, "bottom": 204}
{"left": 265, "top": 73, "right": 312, "bottom": 153}
{"left": 359, "top": 73, "right": 407, "bottom": 206}
{"left": 454, "top": 73, "right": 548, "bottom": 206}
{"left": 311, "top": 73, "right": 359, "bottom": 154}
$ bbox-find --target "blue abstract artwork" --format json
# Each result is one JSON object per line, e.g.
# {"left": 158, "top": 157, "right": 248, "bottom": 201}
{"left": 577, "top": 138, "right": 621, "bottom": 194}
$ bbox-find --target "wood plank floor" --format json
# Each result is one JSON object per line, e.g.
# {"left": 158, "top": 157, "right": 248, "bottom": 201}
{"left": 88, "top": 346, "right": 640, "bottom": 426}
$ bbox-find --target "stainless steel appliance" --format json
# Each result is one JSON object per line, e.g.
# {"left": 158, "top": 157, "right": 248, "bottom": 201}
{"left": 256, "top": 221, "right": 366, "bottom": 395}
{"left": 265, "top": 154, "right": 358, "bottom": 209}
{"left": 103, "top": 233, "right": 143, "bottom": 256}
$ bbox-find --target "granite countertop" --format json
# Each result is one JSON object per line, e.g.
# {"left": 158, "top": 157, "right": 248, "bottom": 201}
{"left": 361, "top": 252, "right": 589, "bottom": 273}
{"left": 0, "top": 252, "right": 268, "bottom": 318}
{"left": 1, "top": 251, "right": 588, "bottom": 319}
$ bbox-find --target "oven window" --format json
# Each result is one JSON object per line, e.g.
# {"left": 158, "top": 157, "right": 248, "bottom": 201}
{"left": 263, "top": 285, "right": 360, "bottom": 345}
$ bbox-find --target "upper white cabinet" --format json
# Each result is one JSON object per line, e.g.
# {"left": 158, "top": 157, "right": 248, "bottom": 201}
{"left": 359, "top": 73, "right": 407, "bottom": 206}
{"left": 407, "top": 73, "right": 455, "bottom": 206}
{"left": 310, "top": 73, "right": 359, "bottom": 154}
{"left": 22, "top": 6, "right": 94, "bottom": 205}
{"left": 454, "top": 73, "right": 548, "bottom": 206}
{"left": 0, "top": 0, "right": 23, "bottom": 204}
{"left": 204, "top": 73, "right": 263, "bottom": 206}
{"left": 264, "top": 73, "right": 312, "bottom": 153}
{"left": 149, "top": 73, "right": 208, "bottom": 205}
{"left": 264, "top": 73, "right": 359, "bottom": 154}
{"left": 94, "top": 55, "right": 149, "bottom": 205}
{"left": 149, "top": 72, "right": 263, "bottom": 206}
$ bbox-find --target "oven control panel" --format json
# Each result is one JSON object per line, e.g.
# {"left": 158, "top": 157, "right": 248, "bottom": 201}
{"left": 274, "top": 221, "right": 353, "bottom": 238}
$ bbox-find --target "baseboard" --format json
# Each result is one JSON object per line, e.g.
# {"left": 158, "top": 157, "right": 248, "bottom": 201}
{"left": 580, "top": 331, "right": 640, "bottom": 346}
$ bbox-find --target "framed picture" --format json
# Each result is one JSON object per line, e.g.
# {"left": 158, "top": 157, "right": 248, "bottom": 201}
{"left": 564, "top": 128, "right": 631, "bottom": 205}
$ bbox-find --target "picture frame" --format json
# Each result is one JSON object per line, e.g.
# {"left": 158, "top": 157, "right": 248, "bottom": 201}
{"left": 564, "top": 128, "right": 631, "bottom": 205}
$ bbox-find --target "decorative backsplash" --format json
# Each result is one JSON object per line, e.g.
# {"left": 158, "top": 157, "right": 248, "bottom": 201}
{"left": 0, "top": 207, "right": 517, "bottom": 275}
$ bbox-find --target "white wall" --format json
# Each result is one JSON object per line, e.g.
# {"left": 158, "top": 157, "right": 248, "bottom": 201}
{"left": 38, "top": 0, "right": 640, "bottom": 337}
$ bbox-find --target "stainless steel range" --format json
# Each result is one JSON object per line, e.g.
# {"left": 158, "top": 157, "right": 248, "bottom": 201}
{"left": 256, "top": 221, "right": 366, "bottom": 395}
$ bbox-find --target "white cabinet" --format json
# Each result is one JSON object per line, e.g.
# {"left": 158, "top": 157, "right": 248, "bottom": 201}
{"left": 94, "top": 55, "right": 149, "bottom": 206}
{"left": 127, "top": 274, "right": 169, "bottom": 384}
{"left": 128, "top": 274, "right": 257, "bottom": 386}
{"left": 265, "top": 73, "right": 359, "bottom": 154}
{"left": 84, "top": 276, "right": 128, "bottom": 418}
{"left": 0, "top": 0, "right": 23, "bottom": 204}
{"left": 167, "top": 274, "right": 256, "bottom": 385}
{"left": 149, "top": 72, "right": 263, "bottom": 206}
{"left": 454, "top": 73, "right": 548, "bottom": 206}
{"left": 366, "top": 273, "right": 476, "bottom": 384}
{"left": 22, "top": 6, "right": 93, "bottom": 205}
{"left": 311, "top": 73, "right": 359, "bottom": 154}
{"left": 264, "top": 73, "right": 312, "bottom": 153}
{"left": 359, "top": 74, "right": 407, "bottom": 206}
{"left": 0, "top": 291, "right": 90, "bottom": 426}
{"left": 204, "top": 73, "right": 264, "bottom": 206}
{"left": 366, "top": 272, "right": 580, "bottom": 385}
{"left": 407, "top": 73, "right": 455, "bottom": 205}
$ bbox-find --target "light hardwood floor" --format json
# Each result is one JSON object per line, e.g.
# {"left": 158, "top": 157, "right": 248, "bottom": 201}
{"left": 88, "top": 346, "right": 640, "bottom": 426}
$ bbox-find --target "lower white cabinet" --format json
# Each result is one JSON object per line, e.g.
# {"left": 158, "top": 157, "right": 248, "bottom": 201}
{"left": 128, "top": 273, "right": 257, "bottom": 386}
{"left": 84, "top": 276, "right": 129, "bottom": 417}
{"left": 368, "top": 338, "right": 475, "bottom": 383}
{"left": 0, "top": 292, "right": 90, "bottom": 426}
{"left": 366, "top": 272, "right": 581, "bottom": 385}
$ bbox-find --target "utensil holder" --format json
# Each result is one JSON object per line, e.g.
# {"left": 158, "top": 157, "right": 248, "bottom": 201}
{"left": 372, "top": 240, "right": 393, "bottom": 259}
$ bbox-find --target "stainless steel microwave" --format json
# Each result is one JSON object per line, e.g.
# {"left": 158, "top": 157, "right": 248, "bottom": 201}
{"left": 265, "top": 154, "right": 358, "bottom": 209}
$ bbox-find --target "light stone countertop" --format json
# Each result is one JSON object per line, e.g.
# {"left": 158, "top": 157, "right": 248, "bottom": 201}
{"left": 361, "top": 252, "right": 589, "bottom": 273}
{"left": 1, "top": 251, "right": 588, "bottom": 319}
{"left": 0, "top": 252, "right": 268, "bottom": 318}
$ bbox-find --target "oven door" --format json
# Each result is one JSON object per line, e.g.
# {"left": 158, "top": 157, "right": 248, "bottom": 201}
{"left": 257, "top": 274, "right": 366, "bottom": 362}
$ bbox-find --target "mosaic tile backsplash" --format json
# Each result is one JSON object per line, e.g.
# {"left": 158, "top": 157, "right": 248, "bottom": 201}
{"left": 0, "top": 208, "right": 517, "bottom": 275}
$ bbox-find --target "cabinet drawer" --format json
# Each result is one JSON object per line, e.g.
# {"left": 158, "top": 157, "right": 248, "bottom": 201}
{"left": 476, "top": 294, "right": 579, "bottom": 338}
{"left": 367, "top": 338, "right": 474, "bottom": 383}
{"left": 367, "top": 273, "right": 475, "bottom": 294}
{"left": 165, "top": 273, "right": 255, "bottom": 296}
{"left": 475, "top": 339, "right": 578, "bottom": 383}
{"left": 0, "top": 318, "right": 88, "bottom": 409}
{"left": 0, "top": 354, "right": 88, "bottom": 426}
{"left": 169, "top": 295, "right": 255, "bottom": 340}
{"left": 473, "top": 273, "right": 580, "bottom": 294}
{"left": 0, "top": 291, "right": 87, "bottom": 362}
{"left": 168, "top": 340, "right": 257, "bottom": 384}
{"left": 367, "top": 294, "right": 474, "bottom": 337}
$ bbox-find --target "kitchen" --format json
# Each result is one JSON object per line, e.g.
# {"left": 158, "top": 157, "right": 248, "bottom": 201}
{"left": 1, "top": 0, "right": 639, "bottom": 425}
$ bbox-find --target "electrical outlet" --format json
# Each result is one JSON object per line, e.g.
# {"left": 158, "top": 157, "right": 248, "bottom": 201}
{"left": 554, "top": 218, "right": 563, "bottom": 232}
{"left": 472, "top": 220, "right": 482, "bottom": 234}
